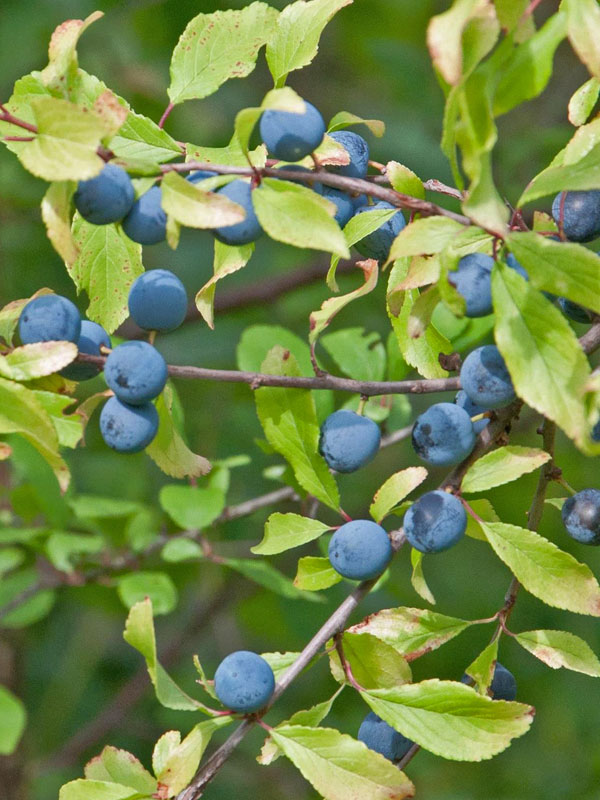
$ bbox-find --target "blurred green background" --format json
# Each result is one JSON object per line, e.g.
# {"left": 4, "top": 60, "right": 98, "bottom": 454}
{"left": 1, "top": 2, "right": 599, "bottom": 799}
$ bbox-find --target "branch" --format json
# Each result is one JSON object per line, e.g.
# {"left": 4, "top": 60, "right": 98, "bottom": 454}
{"left": 161, "top": 161, "right": 473, "bottom": 226}
{"left": 77, "top": 353, "right": 461, "bottom": 397}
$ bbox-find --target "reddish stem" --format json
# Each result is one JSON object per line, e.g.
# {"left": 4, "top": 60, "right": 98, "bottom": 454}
{"left": 158, "top": 101, "right": 174, "bottom": 130}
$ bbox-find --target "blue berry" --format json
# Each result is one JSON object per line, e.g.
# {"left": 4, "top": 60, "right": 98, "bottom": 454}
{"left": 319, "top": 409, "right": 381, "bottom": 473}
{"left": 412, "top": 402, "right": 476, "bottom": 466}
{"left": 18, "top": 294, "right": 81, "bottom": 345}
{"left": 187, "top": 170, "right": 217, "bottom": 185}
{"left": 320, "top": 186, "right": 355, "bottom": 227}
{"left": 104, "top": 341, "right": 168, "bottom": 405}
{"left": 260, "top": 100, "right": 326, "bottom": 162}
{"left": 100, "top": 396, "right": 158, "bottom": 453}
{"left": 61, "top": 320, "right": 111, "bottom": 381}
{"left": 328, "top": 520, "right": 392, "bottom": 580}
{"left": 561, "top": 489, "right": 600, "bottom": 545}
{"left": 403, "top": 490, "right": 467, "bottom": 553}
{"left": 455, "top": 390, "right": 489, "bottom": 435}
{"left": 214, "top": 651, "right": 275, "bottom": 713}
{"left": 505, "top": 253, "right": 528, "bottom": 281}
{"left": 592, "top": 421, "right": 600, "bottom": 442}
{"left": 275, "top": 164, "right": 322, "bottom": 192}
{"left": 460, "top": 345, "right": 515, "bottom": 409}
{"left": 213, "top": 180, "right": 263, "bottom": 246}
{"left": 448, "top": 253, "right": 494, "bottom": 317}
{"left": 354, "top": 201, "right": 406, "bottom": 262}
{"left": 490, "top": 662, "right": 517, "bottom": 701}
{"left": 551, "top": 191, "right": 600, "bottom": 242}
{"left": 128, "top": 269, "right": 187, "bottom": 332}
{"left": 557, "top": 297, "right": 592, "bottom": 324}
{"left": 328, "top": 131, "right": 369, "bottom": 178}
{"left": 122, "top": 185, "right": 166, "bottom": 245}
{"left": 74, "top": 163, "right": 135, "bottom": 225}
{"left": 358, "top": 712, "right": 413, "bottom": 762}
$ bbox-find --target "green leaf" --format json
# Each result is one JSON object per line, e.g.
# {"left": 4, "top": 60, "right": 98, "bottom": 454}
{"left": 68, "top": 495, "right": 141, "bottom": 519}
{"left": 494, "top": 0, "right": 528, "bottom": 31}
{"left": 464, "top": 640, "right": 499, "bottom": 694}
{"left": 154, "top": 718, "right": 232, "bottom": 797}
{"left": 370, "top": 467, "right": 428, "bottom": 524}
{"left": 328, "top": 111, "right": 384, "bottom": 137}
{"left": 386, "top": 161, "right": 425, "bottom": 199}
{"left": 518, "top": 135, "right": 600, "bottom": 203}
{"left": 494, "top": 12, "right": 567, "bottom": 115}
{"left": 40, "top": 12, "right": 104, "bottom": 94}
{"left": 514, "top": 629, "right": 600, "bottom": 676}
{"left": 45, "top": 532, "right": 105, "bottom": 573}
{"left": 294, "top": 556, "right": 342, "bottom": 591}
{"left": 505, "top": 233, "right": 600, "bottom": 315}
{"left": 255, "top": 347, "right": 340, "bottom": 511}
{"left": 123, "top": 599, "right": 203, "bottom": 710}
{"left": 565, "top": 0, "right": 600, "bottom": 80}
{"left": 253, "top": 178, "right": 349, "bottom": 258}
{"left": 186, "top": 139, "right": 266, "bottom": 168}
{"left": 0, "top": 568, "right": 55, "bottom": 628}
{"left": 427, "top": 0, "right": 497, "bottom": 85}
{"left": 266, "top": 0, "right": 353, "bottom": 88}
{"left": 0, "top": 685, "right": 26, "bottom": 755}
{"left": 310, "top": 260, "right": 378, "bottom": 345}
{"left": 146, "top": 385, "right": 211, "bottom": 479}
{"left": 410, "top": 549, "right": 436, "bottom": 605}
{"left": 109, "top": 112, "right": 182, "bottom": 163}
{"left": 18, "top": 96, "right": 105, "bottom": 181}
{"left": 465, "top": 497, "right": 500, "bottom": 541}
{"left": 161, "top": 172, "right": 245, "bottom": 230}
{"left": 0, "top": 342, "right": 77, "bottom": 382}
{"left": 347, "top": 607, "right": 472, "bottom": 660}
{"left": 32, "top": 392, "right": 82, "bottom": 449}
{"left": 58, "top": 780, "right": 142, "bottom": 800}
{"left": 387, "top": 260, "right": 451, "bottom": 380}
{"left": 387, "top": 216, "right": 465, "bottom": 263}
{"left": 461, "top": 446, "right": 551, "bottom": 493}
{"left": 168, "top": 3, "right": 279, "bottom": 105}
{"left": 260, "top": 651, "right": 301, "bottom": 681}
{"left": 363, "top": 679, "right": 533, "bottom": 761}
{"left": 480, "top": 520, "right": 600, "bottom": 616}
{"left": 70, "top": 215, "right": 143, "bottom": 333}
{"left": 259, "top": 688, "right": 344, "bottom": 765}
{"left": 159, "top": 486, "right": 225, "bottom": 531}
{"left": 224, "top": 557, "right": 322, "bottom": 602}
{"left": 41, "top": 182, "right": 78, "bottom": 266}
{"left": 492, "top": 263, "right": 591, "bottom": 447}
{"left": 161, "top": 538, "right": 203, "bottom": 563}
{"left": 0, "top": 377, "right": 70, "bottom": 491}
{"left": 0, "top": 548, "right": 25, "bottom": 576}
{"left": 329, "top": 632, "right": 412, "bottom": 688}
{"left": 545, "top": 496, "right": 567, "bottom": 511}
{"left": 321, "top": 328, "right": 385, "bottom": 382}
{"left": 84, "top": 746, "right": 157, "bottom": 794}
{"left": 252, "top": 513, "right": 330, "bottom": 555}
{"left": 568, "top": 77, "right": 600, "bottom": 126}
{"left": 269, "top": 725, "right": 415, "bottom": 800}
{"left": 118, "top": 572, "right": 178, "bottom": 616}
{"left": 195, "top": 240, "right": 254, "bottom": 329}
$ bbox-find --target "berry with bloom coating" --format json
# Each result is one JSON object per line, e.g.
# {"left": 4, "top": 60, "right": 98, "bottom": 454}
{"left": 448, "top": 253, "right": 494, "bottom": 317}
{"left": 100, "top": 396, "right": 158, "bottom": 453}
{"left": 260, "top": 100, "right": 326, "bottom": 161}
{"left": 460, "top": 345, "right": 515, "bottom": 409}
{"left": 18, "top": 295, "right": 81, "bottom": 345}
{"left": 61, "top": 320, "right": 110, "bottom": 381}
{"left": 74, "top": 164, "right": 135, "bottom": 225}
{"left": 214, "top": 651, "right": 275, "bottom": 713}
{"left": 122, "top": 185, "right": 166, "bottom": 245}
{"left": 455, "top": 390, "right": 489, "bottom": 435}
{"left": 354, "top": 201, "right": 406, "bottom": 262}
{"left": 328, "top": 131, "right": 369, "bottom": 178}
{"left": 490, "top": 662, "right": 517, "bottom": 701}
{"left": 358, "top": 712, "right": 413, "bottom": 762}
{"left": 104, "top": 341, "right": 168, "bottom": 405}
{"left": 552, "top": 191, "right": 600, "bottom": 242}
{"left": 128, "top": 269, "right": 187, "bottom": 332}
{"left": 213, "top": 180, "right": 262, "bottom": 246}
{"left": 412, "top": 402, "right": 476, "bottom": 467}
{"left": 557, "top": 297, "right": 592, "bottom": 324}
{"left": 319, "top": 409, "right": 381, "bottom": 473}
{"left": 320, "top": 186, "right": 355, "bottom": 227}
{"left": 403, "top": 490, "right": 467, "bottom": 553}
{"left": 328, "top": 520, "right": 392, "bottom": 580}
{"left": 561, "top": 489, "right": 600, "bottom": 545}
